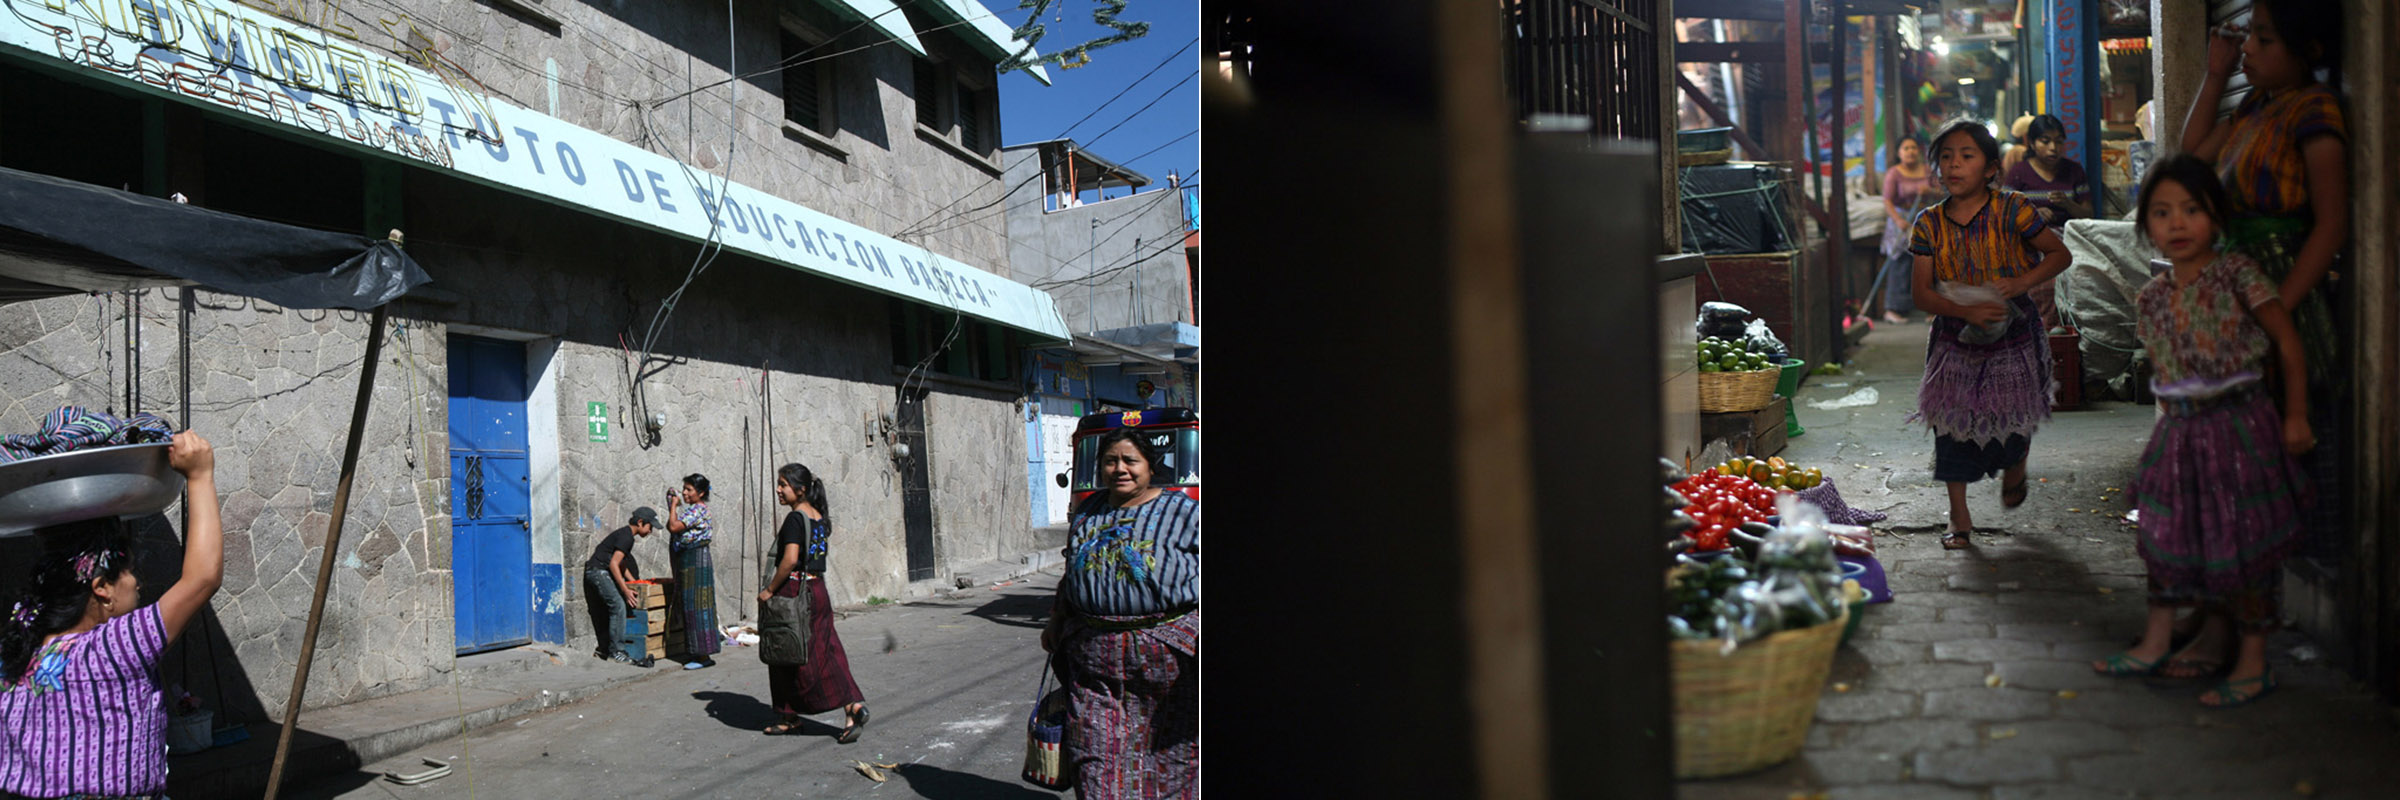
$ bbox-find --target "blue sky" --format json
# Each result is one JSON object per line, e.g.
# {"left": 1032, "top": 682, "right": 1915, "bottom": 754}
{"left": 987, "top": 1, "right": 1199, "bottom": 196}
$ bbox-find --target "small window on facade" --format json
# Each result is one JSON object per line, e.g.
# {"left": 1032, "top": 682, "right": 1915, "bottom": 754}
{"left": 955, "top": 82, "right": 988, "bottom": 153}
{"left": 781, "top": 29, "right": 833, "bottom": 134}
{"left": 914, "top": 58, "right": 943, "bottom": 129}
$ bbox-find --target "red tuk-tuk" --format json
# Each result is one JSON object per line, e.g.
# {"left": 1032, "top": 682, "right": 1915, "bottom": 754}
{"left": 1054, "top": 407, "right": 1199, "bottom": 507}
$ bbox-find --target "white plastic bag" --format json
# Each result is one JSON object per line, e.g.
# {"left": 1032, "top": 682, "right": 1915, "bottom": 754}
{"left": 1938, "top": 281, "right": 2014, "bottom": 343}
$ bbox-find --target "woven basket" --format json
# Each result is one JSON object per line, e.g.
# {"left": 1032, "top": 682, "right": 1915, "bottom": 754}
{"left": 1670, "top": 609, "right": 1848, "bottom": 779}
{"left": 1698, "top": 367, "right": 1779, "bottom": 413}
{"left": 1022, "top": 675, "right": 1072, "bottom": 790}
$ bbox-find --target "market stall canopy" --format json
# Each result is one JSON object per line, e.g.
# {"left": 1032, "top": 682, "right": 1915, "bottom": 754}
{"left": 0, "top": 165, "right": 429, "bottom": 310}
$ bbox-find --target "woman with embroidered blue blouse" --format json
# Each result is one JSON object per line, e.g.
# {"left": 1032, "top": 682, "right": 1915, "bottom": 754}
{"left": 1043, "top": 428, "right": 1199, "bottom": 799}
{"left": 757, "top": 462, "right": 868, "bottom": 743}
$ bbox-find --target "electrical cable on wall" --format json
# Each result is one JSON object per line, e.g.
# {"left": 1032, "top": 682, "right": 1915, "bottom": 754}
{"left": 625, "top": 0, "right": 745, "bottom": 447}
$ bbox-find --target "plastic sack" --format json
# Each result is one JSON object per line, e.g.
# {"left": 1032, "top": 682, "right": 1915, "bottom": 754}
{"left": 1755, "top": 495, "right": 1848, "bottom": 631}
{"left": 1697, "top": 301, "right": 1753, "bottom": 340}
{"left": 1742, "top": 318, "right": 1788, "bottom": 360}
{"left": 1938, "top": 282, "right": 2015, "bottom": 344}
{"left": 1826, "top": 524, "right": 1876, "bottom": 558}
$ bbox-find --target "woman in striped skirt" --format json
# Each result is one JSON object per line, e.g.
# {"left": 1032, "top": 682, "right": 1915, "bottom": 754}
{"left": 2172, "top": 0, "right": 2347, "bottom": 691}
{"left": 1044, "top": 428, "right": 1199, "bottom": 799}
{"left": 665, "top": 473, "right": 721, "bottom": 669}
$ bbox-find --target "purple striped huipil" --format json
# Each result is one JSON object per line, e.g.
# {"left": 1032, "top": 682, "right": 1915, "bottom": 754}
{"left": 0, "top": 605, "right": 170, "bottom": 797}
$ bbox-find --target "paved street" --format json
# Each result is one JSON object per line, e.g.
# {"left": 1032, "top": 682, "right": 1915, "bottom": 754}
{"left": 291, "top": 572, "right": 1069, "bottom": 800}
{"left": 1678, "top": 320, "right": 2400, "bottom": 799}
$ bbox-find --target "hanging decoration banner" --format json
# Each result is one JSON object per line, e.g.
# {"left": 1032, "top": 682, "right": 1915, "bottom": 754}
{"left": 0, "top": 0, "right": 1070, "bottom": 340}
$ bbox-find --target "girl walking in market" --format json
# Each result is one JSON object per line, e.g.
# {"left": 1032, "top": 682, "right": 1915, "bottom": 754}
{"left": 666, "top": 473, "right": 721, "bottom": 669}
{"left": 2092, "top": 156, "right": 2312, "bottom": 707}
{"left": 1, "top": 431, "right": 221, "bottom": 797}
{"left": 2174, "top": 0, "right": 2346, "bottom": 670}
{"left": 756, "top": 463, "right": 869, "bottom": 743}
{"left": 1906, "top": 120, "right": 2072, "bottom": 550}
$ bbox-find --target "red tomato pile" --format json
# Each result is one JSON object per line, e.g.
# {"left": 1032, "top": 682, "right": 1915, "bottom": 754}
{"left": 1672, "top": 472, "right": 1779, "bottom": 551}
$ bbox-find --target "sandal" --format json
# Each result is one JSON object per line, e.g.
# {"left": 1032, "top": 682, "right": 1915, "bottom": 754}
{"left": 2091, "top": 651, "right": 2164, "bottom": 677}
{"left": 763, "top": 719, "right": 801, "bottom": 736}
{"left": 2162, "top": 655, "right": 2231, "bottom": 680}
{"left": 2161, "top": 637, "right": 2232, "bottom": 679}
{"left": 836, "top": 705, "right": 870, "bottom": 744}
{"left": 2200, "top": 671, "right": 2277, "bottom": 708}
{"left": 1941, "top": 530, "right": 1974, "bottom": 550}
{"left": 2001, "top": 478, "right": 2028, "bottom": 509}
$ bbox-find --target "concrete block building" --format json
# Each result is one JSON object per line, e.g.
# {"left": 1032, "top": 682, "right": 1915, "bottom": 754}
{"left": 1000, "top": 138, "right": 1199, "bottom": 526}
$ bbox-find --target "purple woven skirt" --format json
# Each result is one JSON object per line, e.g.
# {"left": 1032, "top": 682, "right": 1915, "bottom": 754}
{"left": 1912, "top": 296, "right": 2053, "bottom": 481}
{"left": 2128, "top": 390, "right": 2309, "bottom": 595}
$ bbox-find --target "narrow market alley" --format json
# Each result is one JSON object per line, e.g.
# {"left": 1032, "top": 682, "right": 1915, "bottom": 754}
{"left": 1679, "top": 321, "right": 2400, "bottom": 800}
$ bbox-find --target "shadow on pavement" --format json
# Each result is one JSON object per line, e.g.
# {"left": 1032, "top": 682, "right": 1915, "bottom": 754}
{"left": 891, "top": 764, "right": 1059, "bottom": 799}
{"left": 966, "top": 592, "right": 1054, "bottom": 630}
{"left": 692, "top": 690, "right": 781, "bottom": 731}
{"left": 283, "top": 768, "right": 384, "bottom": 800}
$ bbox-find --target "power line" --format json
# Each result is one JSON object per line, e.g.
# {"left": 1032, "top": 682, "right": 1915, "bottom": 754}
{"left": 1033, "top": 229, "right": 1191, "bottom": 290}
{"left": 908, "top": 130, "right": 1195, "bottom": 239}
{"left": 894, "top": 40, "right": 1199, "bottom": 238}
{"left": 1052, "top": 39, "right": 1198, "bottom": 140}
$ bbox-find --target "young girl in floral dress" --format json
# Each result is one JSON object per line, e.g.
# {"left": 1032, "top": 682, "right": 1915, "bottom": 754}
{"left": 2092, "top": 156, "right": 2312, "bottom": 708}
{"left": 1906, "top": 120, "right": 2073, "bottom": 549}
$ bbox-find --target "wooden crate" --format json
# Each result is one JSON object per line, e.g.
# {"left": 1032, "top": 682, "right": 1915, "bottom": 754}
{"left": 645, "top": 608, "right": 668, "bottom": 631}
{"left": 644, "top": 632, "right": 666, "bottom": 659}
{"left": 1700, "top": 395, "right": 1790, "bottom": 457}
{"left": 2051, "top": 329, "right": 2085, "bottom": 411}
{"left": 629, "top": 581, "right": 668, "bottom": 609}
{"left": 1697, "top": 251, "right": 1833, "bottom": 371}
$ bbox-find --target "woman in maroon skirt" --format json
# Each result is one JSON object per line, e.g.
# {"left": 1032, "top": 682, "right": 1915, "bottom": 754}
{"left": 757, "top": 462, "right": 868, "bottom": 742}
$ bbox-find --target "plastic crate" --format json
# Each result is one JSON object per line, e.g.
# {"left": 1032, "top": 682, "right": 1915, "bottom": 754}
{"left": 1677, "top": 126, "right": 1733, "bottom": 153}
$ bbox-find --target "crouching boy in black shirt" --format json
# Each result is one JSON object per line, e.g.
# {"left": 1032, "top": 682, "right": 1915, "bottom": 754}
{"left": 585, "top": 507, "right": 659, "bottom": 666}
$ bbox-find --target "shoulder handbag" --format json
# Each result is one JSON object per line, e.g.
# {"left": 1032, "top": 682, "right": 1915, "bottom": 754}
{"left": 757, "top": 570, "right": 811, "bottom": 667}
{"left": 1021, "top": 661, "right": 1074, "bottom": 790}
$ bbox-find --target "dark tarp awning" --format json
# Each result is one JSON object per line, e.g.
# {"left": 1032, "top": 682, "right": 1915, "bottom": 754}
{"left": 0, "top": 165, "right": 428, "bottom": 309}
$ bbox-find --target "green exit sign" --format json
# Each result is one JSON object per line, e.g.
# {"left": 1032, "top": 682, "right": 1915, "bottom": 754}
{"left": 587, "top": 402, "right": 609, "bottom": 442}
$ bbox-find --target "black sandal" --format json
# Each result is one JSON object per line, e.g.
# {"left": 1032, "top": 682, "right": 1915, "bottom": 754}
{"left": 2001, "top": 478, "right": 2028, "bottom": 508}
{"left": 763, "top": 719, "right": 801, "bottom": 736}
{"left": 836, "top": 705, "right": 870, "bottom": 744}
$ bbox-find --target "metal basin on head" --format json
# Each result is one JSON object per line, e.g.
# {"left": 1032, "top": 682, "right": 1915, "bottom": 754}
{"left": 0, "top": 442, "right": 183, "bottom": 536}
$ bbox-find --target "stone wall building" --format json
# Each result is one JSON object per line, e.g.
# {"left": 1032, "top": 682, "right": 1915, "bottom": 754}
{"left": 1000, "top": 138, "right": 1199, "bottom": 525}
{"left": 0, "top": 0, "right": 1065, "bottom": 722}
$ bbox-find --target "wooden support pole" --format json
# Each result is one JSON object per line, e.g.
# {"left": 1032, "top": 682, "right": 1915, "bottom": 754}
{"left": 262, "top": 301, "right": 390, "bottom": 799}
{"left": 1675, "top": 71, "right": 1773, "bottom": 159}
{"left": 1830, "top": 14, "right": 1852, "bottom": 316}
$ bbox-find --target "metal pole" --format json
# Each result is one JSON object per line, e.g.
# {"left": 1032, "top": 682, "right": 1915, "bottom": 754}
{"left": 1087, "top": 217, "right": 1099, "bottom": 334}
{"left": 262, "top": 303, "right": 389, "bottom": 800}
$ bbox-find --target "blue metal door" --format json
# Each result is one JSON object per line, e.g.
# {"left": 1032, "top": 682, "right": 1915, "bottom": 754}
{"left": 449, "top": 336, "right": 532, "bottom": 653}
